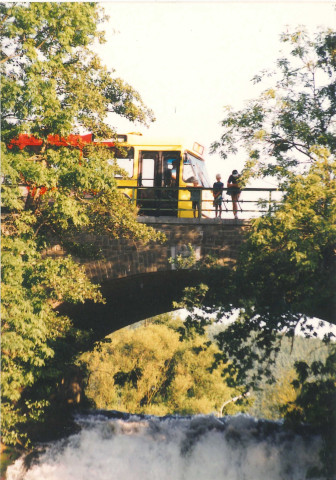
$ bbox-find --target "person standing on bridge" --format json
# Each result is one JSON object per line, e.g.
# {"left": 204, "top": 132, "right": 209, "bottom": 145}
{"left": 188, "top": 177, "right": 201, "bottom": 218}
{"left": 227, "top": 169, "right": 241, "bottom": 219}
{"left": 213, "top": 174, "right": 224, "bottom": 218}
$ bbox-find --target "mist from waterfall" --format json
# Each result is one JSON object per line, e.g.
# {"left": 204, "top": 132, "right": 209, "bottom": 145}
{"left": 6, "top": 412, "right": 322, "bottom": 480}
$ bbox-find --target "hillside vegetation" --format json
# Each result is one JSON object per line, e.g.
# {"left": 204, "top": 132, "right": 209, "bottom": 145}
{"left": 81, "top": 314, "right": 332, "bottom": 421}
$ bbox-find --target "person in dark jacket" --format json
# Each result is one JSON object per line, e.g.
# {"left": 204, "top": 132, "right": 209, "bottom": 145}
{"left": 227, "top": 169, "right": 241, "bottom": 219}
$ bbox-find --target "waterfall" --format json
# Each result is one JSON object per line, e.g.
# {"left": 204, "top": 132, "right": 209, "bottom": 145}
{"left": 6, "top": 412, "right": 322, "bottom": 480}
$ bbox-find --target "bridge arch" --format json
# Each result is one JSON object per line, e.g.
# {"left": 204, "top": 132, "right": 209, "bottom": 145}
{"left": 55, "top": 217, "right": 249, "bottom": 339}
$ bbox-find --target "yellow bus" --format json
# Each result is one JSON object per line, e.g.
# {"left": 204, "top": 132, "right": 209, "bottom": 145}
{"left": 107, "top": 133, "right": 212, "bottom": 217}
{"left": 8, "top": 132, "right": 213, "bottom": 217}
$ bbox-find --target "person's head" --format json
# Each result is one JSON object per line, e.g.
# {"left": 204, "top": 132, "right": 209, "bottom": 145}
{"left": 216, "top": 173, "right": 221, "bottom": 181}
{"left": 232, "top": 169, "right": 239, "bottom": 177}
{"left": 193, "top": 178, "right": 199, "bottom": 186}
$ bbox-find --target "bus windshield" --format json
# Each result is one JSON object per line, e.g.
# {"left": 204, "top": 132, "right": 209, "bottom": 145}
{"left": 183, "top": 152, "right": 211, "bottom": 187}
{"left": 108, "top": 147, "right": 134, "bottom": 178}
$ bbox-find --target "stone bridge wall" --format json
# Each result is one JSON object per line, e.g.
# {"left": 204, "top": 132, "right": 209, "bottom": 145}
{"left": 48, "top": 218, "right": 250, "bottom": 283}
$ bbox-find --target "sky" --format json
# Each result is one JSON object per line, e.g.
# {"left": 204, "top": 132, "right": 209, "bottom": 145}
{"left": 96, "top": 1, "right": 336, "bottom": 183}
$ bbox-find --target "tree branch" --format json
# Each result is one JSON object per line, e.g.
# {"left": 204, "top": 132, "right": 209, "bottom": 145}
{"left": 1, "top": 34, "right": 48, "bottom": 64}
{"left": 0, "top": 49, "right": 22, "bottom": 64}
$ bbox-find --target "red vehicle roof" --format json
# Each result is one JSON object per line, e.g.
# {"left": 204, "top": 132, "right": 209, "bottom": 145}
{"left": 8, "top": 133, "right": 94, "bottom": 150}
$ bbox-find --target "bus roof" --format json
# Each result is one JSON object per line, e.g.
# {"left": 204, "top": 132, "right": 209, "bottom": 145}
{"left": 110, "top": 133, "right": 206, "bottom": 159}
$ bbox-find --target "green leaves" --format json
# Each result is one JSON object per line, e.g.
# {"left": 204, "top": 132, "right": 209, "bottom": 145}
{"left": 238, "top": 159, "right": 336, "bottom": 324}
{"left": 1, "top": 2, "right": 160, "bottom": 448}
{"left": 180, "top": 32, "right": 335, "bottom": 476}
{"left": 283, "top": 347, "right": 336, "bottom": 479}
{"left": 212, "top": 29, "right": 336, "bottom": 183}
{"left": 1, "top": 3, "right": 154, "bottom": 139}
{"left": 187, "top": 26, "right": 336, "bottom": 476}
{"left": 81, "top": 315, "right": 247, "bottom": 416}
{"left": 1, "top": 223, "right": 105, "bottom": 446}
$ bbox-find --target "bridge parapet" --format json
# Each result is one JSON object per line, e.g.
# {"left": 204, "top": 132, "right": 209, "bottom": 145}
{"left": 46, "top": 217, "right": 250, "bottom": 284}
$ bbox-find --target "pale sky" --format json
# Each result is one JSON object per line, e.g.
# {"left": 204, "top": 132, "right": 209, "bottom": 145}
{"left": 96, "top": 1, "right": 336, "bottom": 183}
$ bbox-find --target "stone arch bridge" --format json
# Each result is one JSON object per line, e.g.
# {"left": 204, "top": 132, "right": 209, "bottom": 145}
{"left": 55, "top": 217, "right": 249, "bottom": 339}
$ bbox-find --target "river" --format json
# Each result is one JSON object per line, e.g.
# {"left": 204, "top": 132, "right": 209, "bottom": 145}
{"left": 6, "top": 411, "right": 322, "bottom": 480}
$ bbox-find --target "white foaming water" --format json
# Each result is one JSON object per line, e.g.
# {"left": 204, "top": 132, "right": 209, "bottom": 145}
{"left": 6, "top": 413, "right": 322, "bottom": 480}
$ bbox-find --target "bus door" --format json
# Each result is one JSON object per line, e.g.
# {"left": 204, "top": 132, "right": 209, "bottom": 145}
{"left": 161, "top": 151, "right": 180, "bottom": 216}
{"left": 137, "top": 151, "right": 180, "bottom": 216}
{"left": 137, "top": 151, "right": 159, "bottom": 215}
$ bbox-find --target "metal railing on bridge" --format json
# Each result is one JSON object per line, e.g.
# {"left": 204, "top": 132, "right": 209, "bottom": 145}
{"left": 118, "top": 186, "right": 282, "bottom": 219}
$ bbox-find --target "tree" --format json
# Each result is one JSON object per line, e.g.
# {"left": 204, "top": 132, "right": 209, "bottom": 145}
{"left": 81, "top": 315, "right": 249, "bottom": 416}
{"left": 181, "top": 29, "right": 336, "bottom": 475}
{"left": 1, "top": 2, "right": 155, "bottom": 141}
{"left": 211, "top": 29, "right": 336, "bottom": 185}
{"left": 249, "top": 335, "right": 331, "bottom": 421}
{"left": 284, "top": 347, "right": 336, "bottom": 479}
{"left": 1, "top": 2, "right": 162, "bottom": 447}
{"left": 207, "top": 29, "right": 336, "bottom": 383}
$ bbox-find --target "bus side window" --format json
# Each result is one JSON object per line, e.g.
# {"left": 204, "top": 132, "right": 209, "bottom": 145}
{"left": 108, "top": 147, "right": 134, "bottom": 178}
{"left": 115, "top": 157, "right": 134, "bottom": 178}
{"left": 141, "top": 158, "right": 155, "bottom": 187}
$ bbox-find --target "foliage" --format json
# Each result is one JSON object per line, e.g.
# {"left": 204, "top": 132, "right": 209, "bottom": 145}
{"left": 172, "top": 284, "right": 215, "bottom": 340}
{"left": 1, "top": 218, "right": 102, "bottom": 446}
{"left": 0, "top": 1, "right": 162, "bottom": 246}
{"left": 211, "top": 28, "right": 336, "bottom": 185}
{"left": 284, "top": 346, "right": 336, "bottom": 479}
{"left": 1, "top": 143, "right": 164, "bottom": 247}
{"left": 0, "top": 2, "right": 162, "bottom": 447}
{"left": 80, "top": 315, "right": 249, "bottom": 416}
{"left": 211, "top": 144, "right": 336, "bottom": 392}
{"left": 180, "top": 29, "right": 336, "bottom": 475}
{"left": 1, "top": 2, "right": 154, "bottom": 141}
{"left": 169, "top": 243, "right": 220, "bottom": 271}
{"left": 198, "top": 27, "right": 336, "bottom": 387}
{"left": 169, "top": 243, "right": 198, "bottom": 270}
{"left": 248, "top": 335, "right": 331, "bottom": 420}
